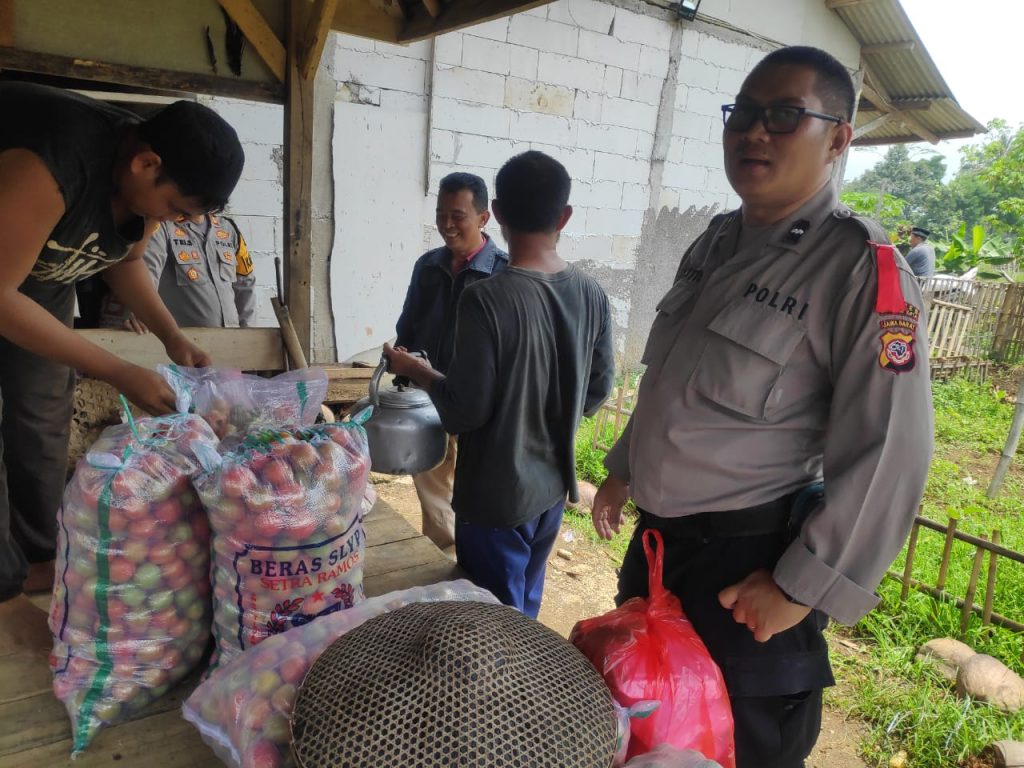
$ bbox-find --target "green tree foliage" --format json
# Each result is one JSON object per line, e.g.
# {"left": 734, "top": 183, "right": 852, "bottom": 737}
{"left": 845, "top": 144, "right": 948, "bottom": 226}
{"left": 839, "top": 190, "right": 911, "bottom": 241}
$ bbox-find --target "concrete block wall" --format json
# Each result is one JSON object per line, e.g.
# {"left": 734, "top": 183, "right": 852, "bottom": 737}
{"left": 321, "top": 0, "right": 859, "bottom": 361}
{"left": 201, "top": 96, "right": 284, "bottom": 330}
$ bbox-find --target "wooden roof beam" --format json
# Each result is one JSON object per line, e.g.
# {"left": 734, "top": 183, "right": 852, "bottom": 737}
{"left": 300, "top": 0, "right": 340, "bottom": 80}
{"left": 0, "top": 0, "right": 13, "bottom": 47}
{"left": 861, "top": 73, "right": 940, "bottom": 144}
{"left": 422, "top": 0, "right": 442, "bottom": 18}
{"left": 853, "top": 112, "right": 893, "bottom": 140}
{"left": 217, "top": 0, "right": 286, "bottom": 82}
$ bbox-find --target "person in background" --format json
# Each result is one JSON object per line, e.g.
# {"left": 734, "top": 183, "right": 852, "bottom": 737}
{"left": 99, "top": 212, "right": 258, "bottom": 330}
{"left": 0, "top": 82, "right": 243, "bottom": 655}
{"left": 394, "top": 173, "right": 508, "bottom": 554}
{"left": 386, "top": 151, "right": 614, "bottom": 618}
{"left": 905, "top": 225, "right": 936, "bottom": 278}
{"left": 591, "top": 46, "right": 933, "bottom": 767}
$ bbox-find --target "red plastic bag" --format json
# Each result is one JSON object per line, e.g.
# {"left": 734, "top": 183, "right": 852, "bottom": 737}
{"left": 570, "top": 529, "right": 735, "bottom": 767}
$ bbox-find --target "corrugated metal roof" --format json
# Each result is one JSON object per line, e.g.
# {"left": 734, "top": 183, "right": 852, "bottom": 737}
{"left": 828, "top": 0, "right": 985, "bottom": 145}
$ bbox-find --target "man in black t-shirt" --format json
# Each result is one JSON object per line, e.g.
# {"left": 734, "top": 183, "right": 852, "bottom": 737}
{"left": 0, "top": 83, "right": 244, "bottom": 654}
{"left": 385, "top": 152, "right": 614, "bottom": 618}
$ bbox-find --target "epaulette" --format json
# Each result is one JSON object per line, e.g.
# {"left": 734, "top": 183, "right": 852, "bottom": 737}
{"left": 834, "top": 208, "right": 905, "bottom": 314}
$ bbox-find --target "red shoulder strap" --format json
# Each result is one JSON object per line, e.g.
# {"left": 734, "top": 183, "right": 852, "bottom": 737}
{"left": 871, "top": 241, "right": 905, "bottom": 314}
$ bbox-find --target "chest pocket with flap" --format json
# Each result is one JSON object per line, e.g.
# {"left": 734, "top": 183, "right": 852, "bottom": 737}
{"left": 641, "top": 280, "right": 699, "bottom": 368}
{"left": 689, "top": 300, "right": 806, "bottom": 420}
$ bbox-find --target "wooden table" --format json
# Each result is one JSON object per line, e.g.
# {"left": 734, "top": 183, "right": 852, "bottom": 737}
{"left": 0, "top": 502, "right": 458, "bottom": 767}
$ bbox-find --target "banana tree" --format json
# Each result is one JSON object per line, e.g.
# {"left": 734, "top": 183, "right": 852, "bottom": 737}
{"left": 935, "top": 223, "right": 1016, "bottom": 278}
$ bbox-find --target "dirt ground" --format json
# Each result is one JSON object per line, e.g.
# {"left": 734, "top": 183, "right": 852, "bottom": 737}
{"left": 374, "top": 476, "right": 871, "bottom": 768}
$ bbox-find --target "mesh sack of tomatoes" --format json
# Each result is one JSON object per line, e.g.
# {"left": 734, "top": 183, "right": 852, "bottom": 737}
{"left": 159, "top": 365, "right": 328, "bottom": 443}
{"left": 183, "top": 580, "right": 498, "bottom": 768}
{"left": 570, "top": 529, "right": 735, "bottom": 767}
{"left": 194, "top": 421, "right": 371, "bottom": 667}
{"left": 50, "top": 412, "right": 219, "bottom": 755}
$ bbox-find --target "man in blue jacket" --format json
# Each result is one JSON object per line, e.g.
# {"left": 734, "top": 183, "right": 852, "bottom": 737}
{"left": 395, "top": 173, "right": 507, "bottom": 553}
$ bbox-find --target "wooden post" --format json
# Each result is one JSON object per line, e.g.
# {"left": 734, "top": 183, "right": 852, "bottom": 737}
{"left": 988, "top": 377, "right": 1024, "bottom": 498}
{"left": 936, "top": 518, "right": 958, "bottom": 591}
{"left": 993, "top": 284, "right": 1024, "bottom": 362}
{"left": 983, "top": 530, "right": 1001, "bottom": 626}
{"left": 0, "top": 0, "right": 14, "bottom": 47}
{"left": 284, "top": 0, "right": 314, "bottom": 360}
{"left": 900, "top": 521, "right": 920, "bottom": 602}
{"left": 962, "top": 537, "right": 987, "bottom": 634}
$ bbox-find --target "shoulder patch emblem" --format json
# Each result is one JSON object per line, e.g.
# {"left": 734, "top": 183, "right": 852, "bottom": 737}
{"left": 879, "top": 330, "right": 916, "bottom": 373}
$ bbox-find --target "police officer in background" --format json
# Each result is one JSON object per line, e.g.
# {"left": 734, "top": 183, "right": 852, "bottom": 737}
{"left": 905, "top": 225, "right": 936, "bottom": 278}
{"left": 99, "top": 212, "right": 257, "bottom": 330}
{"left": 591, "top": 46, "right": 933, "bottom": 767}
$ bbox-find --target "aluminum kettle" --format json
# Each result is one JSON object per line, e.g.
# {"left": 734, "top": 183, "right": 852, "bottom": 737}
{"left": 350, "top": 354, "right": 447, "bottom": 475}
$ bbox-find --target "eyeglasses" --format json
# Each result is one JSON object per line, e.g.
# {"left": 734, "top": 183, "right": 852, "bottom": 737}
{"left": 721, "top": 103, "right": 844, "bottom": 134}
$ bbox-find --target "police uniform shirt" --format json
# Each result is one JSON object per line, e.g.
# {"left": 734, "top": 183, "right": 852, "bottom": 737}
{"left": 147, "top": 214, "right": 256, "bottom": 327}
{"left": 605, "top": 182, "right": 934, "bottom": 626}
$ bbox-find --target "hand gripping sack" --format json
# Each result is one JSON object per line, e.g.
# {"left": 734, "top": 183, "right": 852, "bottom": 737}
{"left": 50, "top": 413, "right": 218, "bottom": 754}
{"left": 182, "top": 581, "right": 500, "bottom": 768}
{"left": 194, "top": 421, "right": 371, "bottom": 666}
{"left": 570, "top": 529, "right": 735, "bottom": 767}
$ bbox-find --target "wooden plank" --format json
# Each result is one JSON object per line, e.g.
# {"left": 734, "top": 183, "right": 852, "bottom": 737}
{"left": 0, "top": 0, "right": 13, "bottom": 47}
{"left": 900, "top": 521, "right": 920, "bottom": 602}
{"left": 300, "top": 0, "right": 340, "bottom": 80}
{"left": 0, "top": 652, "right": 53, "bottom": 703}
{"left": 852, "top": 113, "right": 893, "bottom": 140}
{"left": 860, "top": 78, "right": 940, "bottom": 145}
{"left": 284, "top": 0, "right": 315, "bottom": 359}
{"left": 75, "top": 328, "right": 285, "bottom": 371}
{"left": 0, "top": 46, "right": 284, "bottom": 103}
{"left": 2, "top": 707, "right": 218, "bottom": 768}
{"left": 983, "top": 530, "right": 1001, "bottom": 626}
{"left": 421, "top": 0, "right": 442, "bottom": 17}
{"left": 861, "top": 41, "right": 915, "bottom": 55}
{"left": 936, "top": 518, "right": 958, "bottom": 590}
{"left": 364, "top": 558, "right": 463, "bottom": 596}
{"left": 330, "top": 0, "right": 403, "bottom": 42}
{"left": 217, "top": 0, "right": 287, "bottom": 82}
{"left": 363, "top": 534, "right": 446, "bottom": 578}
{"left": 962, "top": 538, "right": 988, "bottom": 633}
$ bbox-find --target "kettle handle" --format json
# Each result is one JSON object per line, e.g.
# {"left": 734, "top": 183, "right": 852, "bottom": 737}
{"left": 369, "top": 354, "right": 388, "bottom": 408}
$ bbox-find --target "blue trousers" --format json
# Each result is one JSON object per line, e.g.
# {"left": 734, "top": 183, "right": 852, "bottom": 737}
{"left": 454, "top": 500, "right": 565, "bottom": 619}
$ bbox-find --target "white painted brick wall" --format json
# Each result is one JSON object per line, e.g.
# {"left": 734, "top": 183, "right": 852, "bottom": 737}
{"left": 456, "top": 134, "right": 524, "bottom": 167}
{"left": 662, "top": 161, "right": 706, "bottom": 190}
{"left": 537, "top": 52, "right": 604, "bottom": 92}
{"left": 594, "top": 152, "right": 648, "bottom": 184}
{"left": 685, "top": 87, "right": 726, "bottom": 118}
{"left": 612, "top": 8, "right": 673, "bottom": 50}
{"left": 435, "top": 33, "right": 463, "bottom": 66}
{"left": 603, "top": 66, "right": 623, "bottom": 97}
{"left": 508, "top": 15, "right": 578, "bottom": 57}
{"left": 620, "top": 71, "right": 664, "bottom": 105}
{"left": 463, "top": 35, "right": 512, "bottom": 75}
{"left": 378, "top": 40, "right": 432, "bottom": 60}
{"left": 635, "top": 131, "right": 655, "bottom": 160}
{"left": 577, "top": 123, "right": 639, "bottom": 155}
{"left": 431, "top": 129, "right": 457, "bottom": 163}
{"left": 717, "top": 67, "right": 747, "bottom": 98}
{"left": 676, "top": 111, "right": 715, "bottom": 142}
{"left": 433, "top": 98, "right": 511, "bottom": 138}
{"left": 682, "top": 138, "right": 722, "bottom": 169}
{"left": 574, "top": 91, "right": 604, "bottom": 123}
{"left": 638, "top": 45, "right": 670, "bottom": 79}
{"left": 546, "top": 0, "right": 615, "bottom": 34}
{"left": 565, "top": 234, "right": 614, "bottom": 264}
{"left": 466, "top": 17, "right": 509, "bottom": 43}
{"left": 511, "top": 111, "right": 577, "bottom": 146}
{"left": 504, "top": 78, "right": 575, "bottom": 118}
{"left": 241, "top": 144, "right": 280, "bottom": 181}
{"left": 586, "top": 207, "right": 644, "bottom": 237}
{"left": 578, "top": 29, "right": 640, "bottom": 71}
{"left": 336, "top": 50, "right": 427, "bottom": 94}
{"left": 601, "top": 95, "right": 658, "bottom": 132}
{"left": 698, "top": 35, "right": 751, "bottom": 71}
{"left": 228, "top": 179, "right": 284, "bottom": 218}
{"left": 529, "top": 142, "right": 595, "bottom": 181}
{"left": 621, "top": 182, "right": 650, "bottom": 211}
{"left": 434, "top": 66, "right": 506, "bottom": 107}
{"left": 510, "top": 44, "right": 539, "bottom": 80}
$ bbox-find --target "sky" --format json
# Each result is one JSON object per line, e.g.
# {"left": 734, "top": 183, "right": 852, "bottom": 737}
{"left": 842, "top": 0, "right": 1023, "bottom": 182}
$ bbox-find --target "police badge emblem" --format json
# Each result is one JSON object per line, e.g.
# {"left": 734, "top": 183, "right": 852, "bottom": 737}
{"left": 879, "top": 330, "right": 915, "bottom": 373}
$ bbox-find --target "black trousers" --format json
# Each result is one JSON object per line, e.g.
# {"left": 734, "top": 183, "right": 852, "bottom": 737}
{"left": 617, "top": 505, "right": 833, "bottom": 768}
{"left": 0, "top": 278, "right": 76, "bottom": 601}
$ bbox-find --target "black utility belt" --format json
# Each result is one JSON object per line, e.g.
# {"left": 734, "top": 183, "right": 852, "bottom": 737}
{"left": 640, "top": 494, "right": 798, "bottom": 539}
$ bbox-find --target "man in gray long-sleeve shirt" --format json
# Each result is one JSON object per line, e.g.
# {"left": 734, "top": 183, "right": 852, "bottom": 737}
{"left": 591, "top": 47, "right": 932, "bottom": 767}
{"left": 386, "top": 151, "right": 614, "bottom": 618}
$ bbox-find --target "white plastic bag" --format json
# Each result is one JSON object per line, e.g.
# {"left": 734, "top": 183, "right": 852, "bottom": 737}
{"left": 183, "top": 581, "right": 499, "bottom": 768}
{"left": 50, "top": 413, "right": 218, "bottom": 753}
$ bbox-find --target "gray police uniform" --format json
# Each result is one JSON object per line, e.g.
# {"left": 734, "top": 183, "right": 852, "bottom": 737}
{"left": 102, "top": 214, "right": 257, "bottom": 328}
{"left": 607, "top": 182, "right": 933, "bottom": 766}
{"left": 905, "top": 242, "right": 936, "bottom": 278}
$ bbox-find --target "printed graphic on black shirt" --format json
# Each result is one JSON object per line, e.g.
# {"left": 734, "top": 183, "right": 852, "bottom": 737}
{"left": 32, "top": 232, "right": 126, "bottom": 284}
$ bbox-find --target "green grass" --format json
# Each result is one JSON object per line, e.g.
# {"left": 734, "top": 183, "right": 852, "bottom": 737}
{"left": 574, "top": 376, "right": 1024, "bottom": 767}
